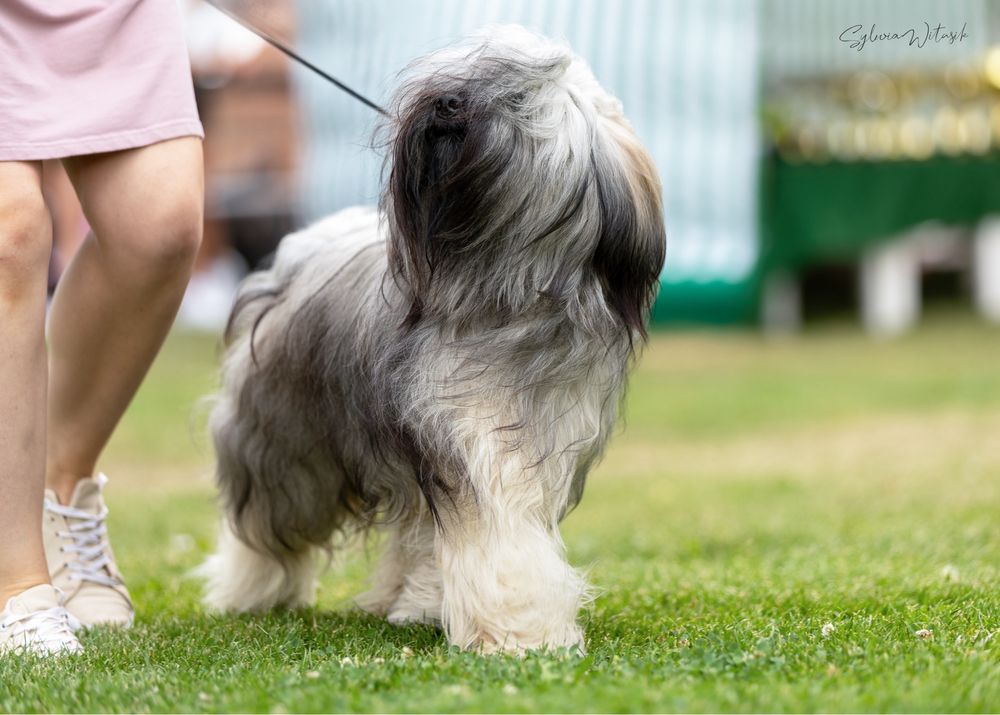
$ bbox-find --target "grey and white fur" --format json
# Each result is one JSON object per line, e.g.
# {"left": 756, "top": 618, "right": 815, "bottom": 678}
{"left": 198, "top": 25, "right": 665, "bottom": 654}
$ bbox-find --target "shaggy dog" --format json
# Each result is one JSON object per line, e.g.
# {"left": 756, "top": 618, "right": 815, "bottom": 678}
{"left": 199, "top": 25, "right": 665, "bottom": 654}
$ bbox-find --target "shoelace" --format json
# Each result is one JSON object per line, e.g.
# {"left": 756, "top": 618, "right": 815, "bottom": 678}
{"left": 0, "top": 606, "right": 80, "bottom": 651}
{"left": 44, "top": 499, "right": 120, "bottom": 587}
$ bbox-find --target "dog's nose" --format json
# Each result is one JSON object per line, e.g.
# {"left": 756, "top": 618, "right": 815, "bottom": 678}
{"left": 435, "top": 95, "right": 463, "bottom": 118}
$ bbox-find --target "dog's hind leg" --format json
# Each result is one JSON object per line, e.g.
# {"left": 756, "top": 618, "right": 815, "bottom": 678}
{"left": 355, "top": 527, "right": 406, "bottom": 616}
{"left": 386, "top": 510, "right": 442, "bottom": 626}
{"left": 198, "top": 520, "right": 317, "bottom": 612}
{"left": 358, "top": 508, "right": 442, "bottom": 626}
{"left": 198, "top": 342, "right": 346, "bottom": 612}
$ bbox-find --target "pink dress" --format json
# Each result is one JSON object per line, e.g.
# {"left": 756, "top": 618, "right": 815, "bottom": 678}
{"left": 0, "top": 0, "right": 203, "bottom": 161}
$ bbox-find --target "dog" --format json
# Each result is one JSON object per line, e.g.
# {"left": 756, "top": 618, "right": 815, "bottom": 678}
{"left": 199, "top": 25, "right": 665, "bottom": 654}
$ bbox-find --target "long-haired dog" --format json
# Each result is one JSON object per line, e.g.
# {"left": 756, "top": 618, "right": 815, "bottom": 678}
{"left": 199, "top": 25, "right": 665, "bottom": 654}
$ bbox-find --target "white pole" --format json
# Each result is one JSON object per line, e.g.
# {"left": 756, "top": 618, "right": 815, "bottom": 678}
{"left": 860, "top": 239, "right": 920, "bottom": 338}
{"left": 761, "top": 270, "right": 801, "bottom": 335}
{"left": 973, "top": 217, "right": 1000, "bottom": 324}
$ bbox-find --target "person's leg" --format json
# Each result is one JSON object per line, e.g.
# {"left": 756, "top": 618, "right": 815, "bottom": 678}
{"left": 0, "top": 161, "right": 54, "bottom": 605}
{"left": 46, "top": 137, "right": 203, "bottom": 502}
{"left": 41, "top": 159, "right": 87, "bottom": 288}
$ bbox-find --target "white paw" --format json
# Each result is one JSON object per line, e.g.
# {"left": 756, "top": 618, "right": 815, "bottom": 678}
{"left": 387, "top": 604, "right": 442, "bottom": 627}
{"left": 463, "top": 622, "right": 585, "bottom": 655}
{"left": 355, "top": 585, "right": 400, "bottom": 616}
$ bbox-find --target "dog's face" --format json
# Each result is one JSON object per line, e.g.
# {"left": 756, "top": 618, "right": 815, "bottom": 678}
{"left": 383, "top": 25, "right": 665, "bottom": 335}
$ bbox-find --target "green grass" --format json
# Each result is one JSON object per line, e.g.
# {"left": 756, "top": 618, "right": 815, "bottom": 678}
{"left": 2, "top": 313, "right": 999, "bottom": 712}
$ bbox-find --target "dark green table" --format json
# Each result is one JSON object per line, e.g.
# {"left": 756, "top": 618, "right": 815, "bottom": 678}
{"left": 761, "top": 152, "right": 1000, "bottom": 272}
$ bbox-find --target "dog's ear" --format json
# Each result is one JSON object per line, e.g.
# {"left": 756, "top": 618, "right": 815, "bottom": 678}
{"left": 590, "top": 123, "right": 665, "bottom": 339}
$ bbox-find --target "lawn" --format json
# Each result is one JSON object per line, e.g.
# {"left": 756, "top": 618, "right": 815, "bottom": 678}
{"left": 2, "top": 312, "right": 998, "bottom": 713}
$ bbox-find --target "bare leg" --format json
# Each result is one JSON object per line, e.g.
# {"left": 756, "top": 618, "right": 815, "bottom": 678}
{"left": 41, "top": 159, "right": 87, "bottom": 285}
{"left": 45, "top": 138, "right": 203, "bottom": 502}
{"left": 0, "top": 162, "right": 54, "bottom": 604}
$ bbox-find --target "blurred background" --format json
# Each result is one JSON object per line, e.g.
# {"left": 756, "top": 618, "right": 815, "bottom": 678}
{"left": 42, "top": 0, "right": 1000, "bottom": 337}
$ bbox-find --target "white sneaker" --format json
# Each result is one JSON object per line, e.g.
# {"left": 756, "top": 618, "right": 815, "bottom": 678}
{"left": 43, "top": 473, "right": 134, "bottom": 628}
{"left": 0, "top": 584, "right": 82, "bottom": 656}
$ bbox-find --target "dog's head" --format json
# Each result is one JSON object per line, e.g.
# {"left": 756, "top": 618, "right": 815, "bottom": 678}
{"left": 382, "top": 25, "right": 665, "bottom": 337}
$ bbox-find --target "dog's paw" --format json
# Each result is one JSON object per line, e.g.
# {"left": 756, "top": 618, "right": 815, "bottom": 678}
{"left": 463, "top": 623, "right": 586, "bottom": 656}
{"left": 387, "top": 604, "right": 442, "bottom": 628}
{"left": 355, "top": 585, "right": 400, "bottom": 617}
{"left": 195, "top": 526, "right": 317, "bottom": 612}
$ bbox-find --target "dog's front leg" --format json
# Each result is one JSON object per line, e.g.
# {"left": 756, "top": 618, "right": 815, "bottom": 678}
{"left": 435, "top": 454, "right": 587, "bottom": 654}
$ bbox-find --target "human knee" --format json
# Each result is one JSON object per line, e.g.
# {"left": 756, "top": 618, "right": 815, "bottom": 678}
{"left": 0, "top": 188, "right": 51, "bottom": 302}
{"left": 122, "top": 188, "right": 203, "bottom": 272}
{"left": 148, "top": 188, "right": 203, "bottom": 268}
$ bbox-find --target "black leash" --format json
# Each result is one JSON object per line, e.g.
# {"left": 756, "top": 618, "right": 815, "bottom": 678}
{"left": 202, "top": 0, "right": 389, "bottom": 117}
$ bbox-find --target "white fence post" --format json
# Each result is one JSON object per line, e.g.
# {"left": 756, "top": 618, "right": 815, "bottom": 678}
{"left": 761, "top": 270, "right": 802, "bottom": 335}
{"left": 973, "top": 217, "right": 1000, "bottom": 324}
{"left": 860, "top": 239, "right": 920, "bottom": 338}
